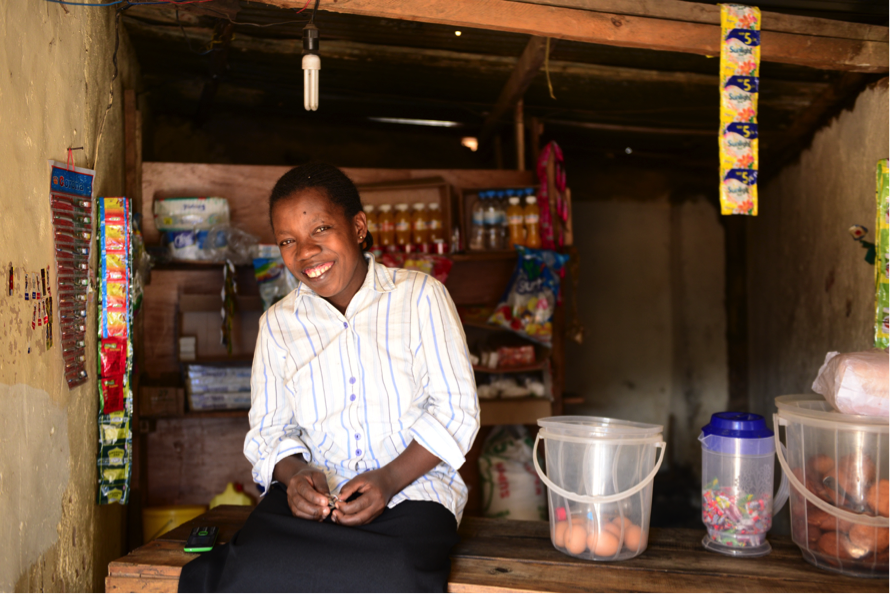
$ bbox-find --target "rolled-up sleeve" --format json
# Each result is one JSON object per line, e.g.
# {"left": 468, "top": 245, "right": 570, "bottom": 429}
{"left": 243, "top": 310, "right": 310, "bottom": 492}
{"left": 411, "top": 278, "right": 480, "bottom": 471}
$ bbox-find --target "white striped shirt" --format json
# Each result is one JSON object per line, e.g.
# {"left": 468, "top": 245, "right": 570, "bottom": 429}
{"left": 244, "top": 254, "right": 480, "bottom": 522}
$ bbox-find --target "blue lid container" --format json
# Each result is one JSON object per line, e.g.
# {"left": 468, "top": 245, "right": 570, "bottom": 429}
{"left": 699, "top": 412, "right": 775, "bottom": 455}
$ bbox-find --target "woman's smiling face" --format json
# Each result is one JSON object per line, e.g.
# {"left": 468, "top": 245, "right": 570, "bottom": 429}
{"left": 272, "top": 188, "right": 368, "bottom": 312}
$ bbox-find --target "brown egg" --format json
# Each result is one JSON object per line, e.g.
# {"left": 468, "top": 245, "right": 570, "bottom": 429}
{"left": 867, "top": 479, "right": 889, "bottom": 517}
{"left": 603, "top": 522, "right": 622, "bottom": 538}
{"left": 587, "top": 529, "right": 620, "bottom": 557}
{"left": 624, "top": 524, "right": 643, "bottom": 551}
{"left": 817, "top": 531, "right": 856, "bottom": 560}
{"left": 612, "top": 516, "right": 634, "bottom": 530}
{"left": 808, "top": 455, "right": 835, "bottom": 476}
{"left": 565, "top": 524, "right": 588, "bottom": 555}
{"left": 848, "top": 523, "right": 890, "bottom": 554}
{"left": 829, "top": 454, "right": 876, "bottom": 497}
{"left": 553, "top": 521, "right": 569, "bottom": 548}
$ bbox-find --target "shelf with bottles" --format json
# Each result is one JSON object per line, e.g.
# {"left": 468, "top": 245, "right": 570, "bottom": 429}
{"left": 459, "top": 186, "right": 545, "bottom": 254}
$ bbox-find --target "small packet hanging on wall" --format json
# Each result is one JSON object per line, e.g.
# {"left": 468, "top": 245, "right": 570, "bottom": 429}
{"left": 875, "top": 159, "right": 889, "bottom": 349}
{"left": 100, "top": 337, "right": 127, "bottom": 376}
{"left": 718, "top": 4, "right": 760, "bottom": 216}
{"left": 100, "top": 376, "right": 125, "bottom": 414}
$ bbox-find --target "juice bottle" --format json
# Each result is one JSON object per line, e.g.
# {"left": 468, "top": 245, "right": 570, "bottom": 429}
{"left": 411, "top": 202, "right": 428, "bottom": 245}
{"left": 506, "top": 196, "right": 525, "bottom": 248}
{"left": 364, "top": 204, "right": 378, "bottom": 240}
{"left": 394, "top": 203, "right": 411, "bottom": 248}
{"left": 428, "top": 202, "right": 444, "bottom": 242}
{"left": 469, "top": 193, "right": 486, "bottom": 251}
{"left": 377, "top": 204, "right": 394, "bottom": 249}
{"left": 524, "top": 195, "right": 542, "bottom": 249}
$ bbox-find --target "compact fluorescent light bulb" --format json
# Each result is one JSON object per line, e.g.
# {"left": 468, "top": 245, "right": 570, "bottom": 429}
{"left": 303, "top": 54, "right": 320, "bottom": 111}
{"left": 302, "top": 23, "right": 320, "bottom": 111}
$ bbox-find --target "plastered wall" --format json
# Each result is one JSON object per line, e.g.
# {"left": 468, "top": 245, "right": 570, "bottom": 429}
{"left": 564, "top": 198, "right": 728, "bottom": 469}
{"left": 748, "top": 79, "right": 890, "bottom": 419}
{"left": 0, "top": 2, "right": 138, "bottom": 591}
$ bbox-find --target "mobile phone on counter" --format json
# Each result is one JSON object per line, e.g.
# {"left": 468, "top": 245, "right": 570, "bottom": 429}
{"left": 184, "top": 526, "right": 219, "bottom": 553}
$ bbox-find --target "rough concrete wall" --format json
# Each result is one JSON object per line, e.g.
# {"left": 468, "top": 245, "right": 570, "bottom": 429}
{"left": 748, "top": 80, "right": 889, "bottom": 420}
{"left": 565, "top": 198, "right": 728, "bottom": 469}
{"left": 0, "top": 2, "right": 138, "bottom": 591}
{"left": 669, "top": 200, "right": 728, "bottom": 471}
{"left": 565, "top": 200, "right": 674, "bottom": 428}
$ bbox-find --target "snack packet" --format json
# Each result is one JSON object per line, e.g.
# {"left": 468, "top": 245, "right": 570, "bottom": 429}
{"left": 488, "top": 247, "right": 568, "bottom": 346}
{"left": 380, "top": 253, "right": 453, "bottom": 283}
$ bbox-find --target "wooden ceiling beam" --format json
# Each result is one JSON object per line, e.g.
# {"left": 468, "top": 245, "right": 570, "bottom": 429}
{"left": 514, "top": 0, "right": 888, "bottom": 42}
{"left": 257, "top": 0, "right": 888, "bottom": 73}
{"left": 479, "top": 36, "right": 550, "bottom": 144}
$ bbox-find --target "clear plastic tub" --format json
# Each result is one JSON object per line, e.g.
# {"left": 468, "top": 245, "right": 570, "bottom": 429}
{"left": 775, "top": 395, "right": 889, "bottom": 578}
{"left": 700, "top": 412, "right": 789, "bottom": 557}
{"left": 533, "top": 416, "right": 665, "bottom": 561}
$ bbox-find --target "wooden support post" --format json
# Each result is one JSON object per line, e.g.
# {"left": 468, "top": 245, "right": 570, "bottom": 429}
{"left": 195, "top": 21, "right": 236, "bottom": 126}
{"left": 724, "top": 217, "right": 749, "bottom": 411}
{"left": 515, "top": 99, "right": 525, "bottom": 172}
{"left": 480, "top": 36, "right": 550, "bottom": 145}
{"left": 529, "top": 116, "right": 542, "bottom": 168}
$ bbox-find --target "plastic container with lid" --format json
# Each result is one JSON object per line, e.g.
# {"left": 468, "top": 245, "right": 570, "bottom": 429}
{"left": 411, "top": 202, "right": 429, "bottom": 245}
{"left": 428, "top": 202, "right": 444, "bottom": 243}
{"left": 377, "top": 204, "right": 394, "bottom": 248}
{"left": 700, "top": 412, "right": 789, "bottom": 557}
{"left": 533, "top": 416, "right": 665, "bottom": 561}
{"left": 364, "top": 204, "right": 378, "bottom": 238}
{"left": 524, "top": 195, "right": 542, "bottom": 249}
{"left": 394, "top": 203, "right": 411, "bottom": 248}
{"left": 774, "top": 394, "right": 889, "bottom": 578}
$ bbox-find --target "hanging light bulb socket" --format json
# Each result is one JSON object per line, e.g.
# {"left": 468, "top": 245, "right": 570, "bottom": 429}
{"left": 302, "top": 23, "right": 320, "bottom": 111}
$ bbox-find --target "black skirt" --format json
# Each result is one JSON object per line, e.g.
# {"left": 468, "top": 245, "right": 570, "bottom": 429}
{"left": 178, "top": 483, "right": 459, "bottom": 593}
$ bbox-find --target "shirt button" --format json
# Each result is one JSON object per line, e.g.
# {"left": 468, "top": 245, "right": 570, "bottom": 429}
{"left": 349, "top": 377, "right": 356, "bottom": 384}
{"left": 354, "top": 433, "right": 360, "bottom": 440}
{"left": 356, "top": 449, "right": 362, "bottom": 456}
{"left": 343, "top": 322, "right": 348, "bottom": 328}
{"left": 350, "top": 394, "right": 356, "bottom": 402}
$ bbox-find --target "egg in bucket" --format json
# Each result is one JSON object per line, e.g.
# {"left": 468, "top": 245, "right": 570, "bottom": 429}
{"left": 533, "top": 416, "right": 665, "bottom": 561}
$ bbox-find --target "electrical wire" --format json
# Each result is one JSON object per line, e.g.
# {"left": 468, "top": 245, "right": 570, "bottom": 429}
{"left": 201, "top": 5, "right": 312, "bottom": 27}
{"left": 44, "top": 0, "right": 122, "bottom": 6}
{"left": 175, "top": 6, "right": 219, "bottom": 55}
{"left": 309, "top": 0, "right": 320, "bottom": 23}
{"left": 45, "top": 0, "right": 214, "bottom": 6}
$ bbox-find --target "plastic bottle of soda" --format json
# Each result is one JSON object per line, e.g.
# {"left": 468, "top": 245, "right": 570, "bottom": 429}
{"left": 428, "top": 202, "right": 444, "bottom": 243}
{"left": 377, "top": 204, "right": 395, "bottom": 249}
{"left": 411, "top": 202, "right": 429, "bottom": 245}
{"left": 506, "top": 196, "right": 525, "bottom": 248}
{"left": 524, "top": 195, "right": 542, "bottom": 249}
{"left": 394, "top": 203, "right": 411, "bottom": 249}
{"left": 364, "top": 204, "right": 378, "bottom": 239}
{"left": 485, "top": 192, "right": 502, "bottom": 250}
{"left": 470, "top": 192, "right": 487, "bottom": 251}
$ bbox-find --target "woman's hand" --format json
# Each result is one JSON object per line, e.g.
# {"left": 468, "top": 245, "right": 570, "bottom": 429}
{"left": 331, "top": 469, "right": 396, "bottom": 526}
{"left": 274, "top": 455, "right": 332, "bottom": 521}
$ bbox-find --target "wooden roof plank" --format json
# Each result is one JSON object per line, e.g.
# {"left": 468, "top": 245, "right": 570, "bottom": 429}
{"left": 480, "top": 36, "right": 549, "bottom": 143}
{"left": 256, "top": 0, "right": 887, "bottom": 72}
{"left": 514, "top": 0, "right": 888, "bottom": 42}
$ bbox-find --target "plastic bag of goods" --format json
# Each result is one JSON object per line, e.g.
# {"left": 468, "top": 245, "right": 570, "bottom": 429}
{"left": 488, "top": 246, "right": 568, "bottom": 346}
{"left": 812, "top": 351, "right": 889, "bottom": 418}
{"left": 253, "top": 245, "right": 298, "bottom": 310}
{"left": 153, "top": 197, "right": 230, "bottom": 231}
{"left": 479, "top": 425, "right": 547, "bottom": 521}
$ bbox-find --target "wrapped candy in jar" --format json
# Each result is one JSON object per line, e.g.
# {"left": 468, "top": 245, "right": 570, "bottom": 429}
{"left": 700, "top": 412, "right": 789, "bottom": 557}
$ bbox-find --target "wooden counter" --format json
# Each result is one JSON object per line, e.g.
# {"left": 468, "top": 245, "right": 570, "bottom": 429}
{"left": 106, "top": 506, "right": 886, "bottom": 593}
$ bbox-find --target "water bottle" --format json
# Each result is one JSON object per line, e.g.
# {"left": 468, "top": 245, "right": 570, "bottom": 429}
{"left": 485, "top": 191, "right": 502, "bottom": 250}
{"left": 470, "top": 192, "right": 487, "bottom": 251}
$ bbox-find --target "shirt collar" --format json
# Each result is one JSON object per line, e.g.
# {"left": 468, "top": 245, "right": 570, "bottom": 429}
{"left": 292, "top": 252, "right": 395, "bottom": 310}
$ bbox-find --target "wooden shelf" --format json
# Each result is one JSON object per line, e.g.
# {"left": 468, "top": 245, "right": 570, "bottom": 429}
{"left": 479, "top": 397, "right": 551, "bottom": 426}
{"left": 450, "top": 251, "right": 517, "bottom": 262}
{"left": 183, "top": 409, "right": 249, "bottom": 419}
{"left": 473, "top": 362, "right": 545, "bottom": 374}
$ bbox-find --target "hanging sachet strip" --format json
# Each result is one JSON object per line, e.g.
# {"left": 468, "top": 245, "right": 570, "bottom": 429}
{"left": 719, "top": 4, "right": 760, "bottom": 216}
{"left": 875, "top": 159, "right": 889, "bottom": 349}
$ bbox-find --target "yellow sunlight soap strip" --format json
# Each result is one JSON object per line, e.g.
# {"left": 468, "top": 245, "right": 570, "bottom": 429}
{"left": 875, "top": 159, "right": 889, "bottom": 349}
{"left": 719, "top": 4, "right": 761, "bottom": 216}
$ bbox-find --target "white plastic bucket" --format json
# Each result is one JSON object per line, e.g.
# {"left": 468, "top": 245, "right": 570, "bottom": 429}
{"left": 774, "top": 394, "right": 888, "bottom": 578}
{"left": 533, "top": 416, "right": 665, "bottom": 561}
